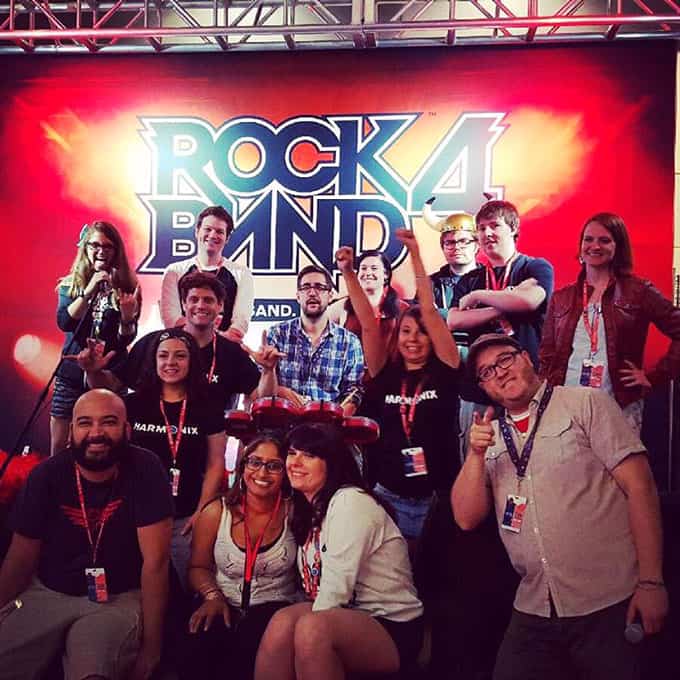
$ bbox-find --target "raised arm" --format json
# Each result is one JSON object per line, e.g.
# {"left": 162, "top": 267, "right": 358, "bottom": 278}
{"left": 335, "top": 246, "right": 388, "bottom": 376}
{"left": 159, "top": 266, "right": 185, "bottom": 329}
{"left": 395, "top": 228, "right": 459, "bottom": 369}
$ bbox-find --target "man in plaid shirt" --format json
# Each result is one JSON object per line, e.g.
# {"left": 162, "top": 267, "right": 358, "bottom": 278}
{"left": 266, "top": 265, "right": 365, "bottom": 414}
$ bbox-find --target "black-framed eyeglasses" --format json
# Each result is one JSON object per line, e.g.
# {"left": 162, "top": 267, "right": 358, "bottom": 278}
{"left": 298, "top": 283, "right": 332, "bottom": 294}
{"left": 245, "top": 456, "right": 285, "bottom": 474}
{"left": 477, "top": 350, "right": 522, "bottom": 383}
{"left": 86, "top": 242, "right": 115, "bottom": 253}
{"left": 442, "top": 238, "right": 476, "bottom": 249}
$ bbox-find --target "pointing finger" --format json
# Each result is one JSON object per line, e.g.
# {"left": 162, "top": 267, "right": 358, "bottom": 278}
{"left": 482, "top": 406, "right": 494, "bottom": 423}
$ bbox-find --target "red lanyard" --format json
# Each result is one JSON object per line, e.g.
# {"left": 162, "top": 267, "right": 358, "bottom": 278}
{"left": 206, "top": 334, "right": 217, "bottom": 384}
{"left": 242, "top": 492, "right": 282, "bottom": 585}
{"left": 400, "top": 375, "right": 427, "bottom": 442}
{"left": 159, "top": 398, "right": 187, "bottom": 467}
{"left": 301, "top": 527, "right": 321, "bottom": 600}
{"left": 581, "top": 282, "right": 600, "bottom": 356}
{"left": 74, "top": 465, "right": 115, "bottom": 566}
{"left": 485, "top": 253, "right": 517, "bottom": 291}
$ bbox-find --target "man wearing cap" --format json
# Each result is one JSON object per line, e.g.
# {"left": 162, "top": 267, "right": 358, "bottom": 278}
{"left": 451, "top": 333, "right": 668, "bottom": 680}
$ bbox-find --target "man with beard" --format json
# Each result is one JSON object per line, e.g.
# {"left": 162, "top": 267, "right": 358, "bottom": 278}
{"left": 80, "top": 272, "right": 261, "bottom": 413}
{"left": 0, "top": 390, "right": 173, "bottom": 680}
{"left": 265, "top": 265, "right": 364, "bottom": 414}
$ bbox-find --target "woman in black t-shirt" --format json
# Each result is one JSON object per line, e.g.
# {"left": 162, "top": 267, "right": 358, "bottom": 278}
{"left": 125, "top": 328, "right": 226, "bottom": 590}
{"left": 336, "top": 230, "right": 461, "bottom": 553}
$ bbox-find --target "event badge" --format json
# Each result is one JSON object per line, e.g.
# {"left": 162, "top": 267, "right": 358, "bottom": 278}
{"left": 402, "top": 447, "right": 428, "bottom": 477}
{"left": 170, "top": 467, "right": 181, "bottom": 497}
{"left": 85, "top": 567, "right": 109, "bottom": 603}
{"left": 501, "top": 494, "right": 527, "bottom": 533}
{"left": 579, "top": 359, "right": 604, "bottom": 388}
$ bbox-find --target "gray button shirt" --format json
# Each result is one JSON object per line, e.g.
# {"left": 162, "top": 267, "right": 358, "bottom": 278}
{"left": 484, "top": 382, "right": 644, "bottom": 618}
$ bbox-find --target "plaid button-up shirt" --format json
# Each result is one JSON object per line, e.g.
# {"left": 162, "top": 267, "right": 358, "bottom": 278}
{"left": 266, "top": 318, "right": 365, "bottom": 406}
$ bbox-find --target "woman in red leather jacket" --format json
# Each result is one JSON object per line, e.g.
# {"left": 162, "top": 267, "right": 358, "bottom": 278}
{"left": 538, "top": 212, "right": 680, "bottom": 431}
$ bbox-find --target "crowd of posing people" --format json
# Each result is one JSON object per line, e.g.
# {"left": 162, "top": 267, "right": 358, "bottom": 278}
{"left": 0, "top": 199, "right": 679, "bottom": 680}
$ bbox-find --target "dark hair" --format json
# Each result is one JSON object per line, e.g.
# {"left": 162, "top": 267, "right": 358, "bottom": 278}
{"left": 297, "top": 265, "right": 333, "bottom": 290}
{"left": 578, "top": 212, "right": 633, "bottom": 276}
{"left": 178, "top": 271, "right": 227, "bottom": 304}
{"left": 286, "top": 423, "right": 384, "bottom": 545}
{"left": 224, "top": 433, "right": 290, "bottom": 508}
{"left": 136, "top": 328, "right": 209, "bottom": 400}
{"left": 196, "top": 205, "right": 234, "bottom": 237}
{"left": 476, "top": 200, "right": 520, "bottom": 240}
{"left": 345, "top": 250, "right": 401, "bottom": 320}
{"left": 390, "top": 305, "right": 433, "bottom": 367}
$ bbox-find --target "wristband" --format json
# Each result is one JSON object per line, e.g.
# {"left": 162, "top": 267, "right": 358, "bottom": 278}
{"left": 637, "top": 579, "right": 665, "bottom": 590}
{"left": 202, "top": 589, "right": 225, "bottom": 601}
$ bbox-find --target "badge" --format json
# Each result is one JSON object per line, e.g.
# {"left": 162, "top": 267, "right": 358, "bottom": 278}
{"left": 170, "top": 467, "right": 181, "bottom": 497}
{"left": 402, "top": 446, "right": 428, "bottom": 477}
{"left": 501, "top": 494, "right": 527, "bottom": 533}
{"left": 85, "top": 567, "right": 109, "bottom": 602}
{"left": 580, "top": 359, "right": 604, "bottom": 388}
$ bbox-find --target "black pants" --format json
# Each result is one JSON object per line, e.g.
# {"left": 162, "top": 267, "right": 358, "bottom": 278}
{"left": 493, "top": 600, "right": 641, "bottom": 680}
{"left": 176, "top": 601, "right": 289, "bottom": 680}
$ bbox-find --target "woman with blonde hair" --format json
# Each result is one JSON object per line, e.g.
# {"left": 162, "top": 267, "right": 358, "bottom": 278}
{"left": 53, "top": 221, "right": 140, "bottom": 454}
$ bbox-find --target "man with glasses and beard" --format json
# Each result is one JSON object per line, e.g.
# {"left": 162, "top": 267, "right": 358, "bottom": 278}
{"left": 265, "top": 265, "right": 365, "bottom": 414}
{"left": 0, "top": 390, "right": 173, "bottom": 680}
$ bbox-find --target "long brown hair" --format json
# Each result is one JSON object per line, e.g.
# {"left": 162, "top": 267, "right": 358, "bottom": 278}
{"left": 57, "top": 221, "right": 138, "bottom": 299}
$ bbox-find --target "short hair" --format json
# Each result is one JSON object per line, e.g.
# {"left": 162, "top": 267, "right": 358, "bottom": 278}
{"left": 476, "top": 200, "right": 520, "bottom": 240}
{"left": 579, "top": 212, "right": 633, "bottom": 276}
{"left": 196, "top": 206, "right": 234, "bottom": 237}
{"left": 297, "top": 264, "right": 333, "bottom": 290}
{"left": 178, "top": 271, "right": 227, "bottom": 304}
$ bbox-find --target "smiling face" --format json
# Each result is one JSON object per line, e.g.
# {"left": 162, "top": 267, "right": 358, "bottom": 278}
{"left": 243, "top": 440, "right": 286, "bottom": 500}
{"left": 196, "top": 214, "right": 229, "bottom": 258}
{"left": 397, "top": 313, "right": 432, "bottom": 369}
{"left": 286, "top": 447, "right": 328, "bottom": 502}
{"left": 183, "top": 286, "right": 223, "bottom": 331}
{"left": 156, "top": 338, "right": 190, "bottom": 386}
{"left": 580, "top": 220, "right": 616, "bottom": 270}
{"left": 358, "top": 255, "right": 387, "bottom": 296}
{"left": 85, "top": 230, "right": 116, "bottom": 272}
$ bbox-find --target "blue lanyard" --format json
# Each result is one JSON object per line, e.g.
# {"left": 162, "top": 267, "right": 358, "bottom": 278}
{"left": 497, "top": 385, "right": 553, "bottom": 479}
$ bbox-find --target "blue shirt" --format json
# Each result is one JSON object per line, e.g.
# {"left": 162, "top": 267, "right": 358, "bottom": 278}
{"left": 266, "top": 318, "right": 365, "bottom": 405}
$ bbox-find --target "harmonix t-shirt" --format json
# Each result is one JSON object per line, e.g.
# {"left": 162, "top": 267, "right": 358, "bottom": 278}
{"left": 125, "top": 393, "right": 225, "bottom": 517}
{"left": 10, "top": 447, "right": 173, "bottom": 596}
{"left": 359, "top": 357, "right": 461, "bottom": 499}
{"left": 114, "top": 332, "right": 260, "bottom": 412}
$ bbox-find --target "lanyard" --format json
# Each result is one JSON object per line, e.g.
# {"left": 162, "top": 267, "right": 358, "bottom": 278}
{"left": 74, "top": 465, "right": 116, "bottom": 566}
{"left": 581, "top": 282, "right": 600, "bottom": 357}
{"left": 206, "top": 334, "right": 217, "bottom": 384}
{"left": 400, "top": 374, "right": 427, "bottom": 442}
{"left": 301, "top": 528, "right": 321, "bottom": 601}
{"left": 159, "top": 398, "right": 187, "bottom": 467}
{"left": 497, "top": 385, "right": 554, "bottom": 482}
{"left": 241, "top": 492, "right": 282, "bottom": 610}
{"left": 485, "top": 253, "right": 517, "bottom": 291}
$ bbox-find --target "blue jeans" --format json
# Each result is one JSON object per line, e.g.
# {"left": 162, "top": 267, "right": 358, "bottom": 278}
{"left": 374, "top": 483, "right": 433, "bottom": 540}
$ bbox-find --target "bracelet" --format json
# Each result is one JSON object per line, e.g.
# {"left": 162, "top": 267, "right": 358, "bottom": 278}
{"left": 202, "top": 589, "right": 226, "bottom": 601}
{"left": 637, "top": 579, "right": 665, "bottom": 590}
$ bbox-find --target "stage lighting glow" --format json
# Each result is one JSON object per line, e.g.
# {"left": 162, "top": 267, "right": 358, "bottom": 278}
{"left": 14, "top": 334, "right": 42, "bottom": 365}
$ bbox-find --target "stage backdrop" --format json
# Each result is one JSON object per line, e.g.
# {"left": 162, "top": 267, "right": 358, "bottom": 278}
{"left": 0, "top": 41, "right": 675, "bottom": 454}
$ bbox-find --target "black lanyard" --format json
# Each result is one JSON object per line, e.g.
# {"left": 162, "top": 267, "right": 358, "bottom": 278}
{"left": 497, "top": 385, "right": 553, "bottom": 480}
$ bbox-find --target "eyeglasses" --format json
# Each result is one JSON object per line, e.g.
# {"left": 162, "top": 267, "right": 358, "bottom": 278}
{"left": 245, "top": 456, "right": 285, "bottom": 474}
{"left": 298, "top": 283, "right": 332, "bottom": 294}
{"left": 443, "top": 238, "right": 476, "bottom": 249}
{"left": 86, "top": 242, "right": 115, "bottom": 253}
{"left": 477, "top": 350, "right": 522, "bottom": 383}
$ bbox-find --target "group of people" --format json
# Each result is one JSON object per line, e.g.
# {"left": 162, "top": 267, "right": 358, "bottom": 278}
{"left": 0, "top": 198, "right": 679, "bottom": 680}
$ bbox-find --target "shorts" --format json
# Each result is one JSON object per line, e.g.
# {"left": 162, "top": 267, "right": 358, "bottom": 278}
{"left": 374, "top": 483, "right": 433, "bottom": 540}
{"left": 375, "top": 615, "right": 424, "bottom": 669}
{"left": 50, "top": 376, "right": 86, "bottom": 419}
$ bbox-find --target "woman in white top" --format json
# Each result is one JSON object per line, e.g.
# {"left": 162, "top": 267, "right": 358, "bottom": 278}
{"left": 255, "top": 423, "right": 424, "bottom": 680}
{"left": 179, "top": 433, "right": 298, "bottom": 680}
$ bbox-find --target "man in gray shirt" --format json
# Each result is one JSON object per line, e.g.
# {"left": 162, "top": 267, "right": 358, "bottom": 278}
{"left": 451, "top": 333, "right": 668, "bottom": 680}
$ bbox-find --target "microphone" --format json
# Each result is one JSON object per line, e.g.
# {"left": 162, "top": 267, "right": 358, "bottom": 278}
{"left": 93, "top": 263, "right": 114, "bottom": 296}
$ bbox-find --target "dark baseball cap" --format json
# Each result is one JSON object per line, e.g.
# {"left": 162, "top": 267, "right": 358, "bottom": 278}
{"left": 467, "top": 333, "right": 524, "bottom": 381}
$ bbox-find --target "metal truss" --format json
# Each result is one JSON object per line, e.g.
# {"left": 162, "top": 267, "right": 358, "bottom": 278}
{"left": 0, "top": 0, "right": 679, "bottom": 52}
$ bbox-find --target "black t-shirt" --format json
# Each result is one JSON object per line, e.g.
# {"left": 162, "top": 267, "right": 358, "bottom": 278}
{"left": 125, "top": 393, "right": 225, "bottom": 517}
{"left": 10, "top": 447, "right": 173, "bottom": 596}
{"left": 359, "top": 357, "right": 461, "bottom": 499}
{"left": 114, "top": 331, "right": 260, "bottom": 412}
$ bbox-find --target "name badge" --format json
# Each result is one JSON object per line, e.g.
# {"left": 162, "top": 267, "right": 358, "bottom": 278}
{"left": 501, "top": 494, "right": 527, "bottom": 533}
{"left": 85, "top": 567, "right": 108, "bottom": 603}
{"left": 170, "top": 467, "right": 181, "bottom": 497}
{"left": 579, "top": 359, "right": 604, "bottom": 388}
{"left": 402, "top": 446, "right": 428, "bottom": 477}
